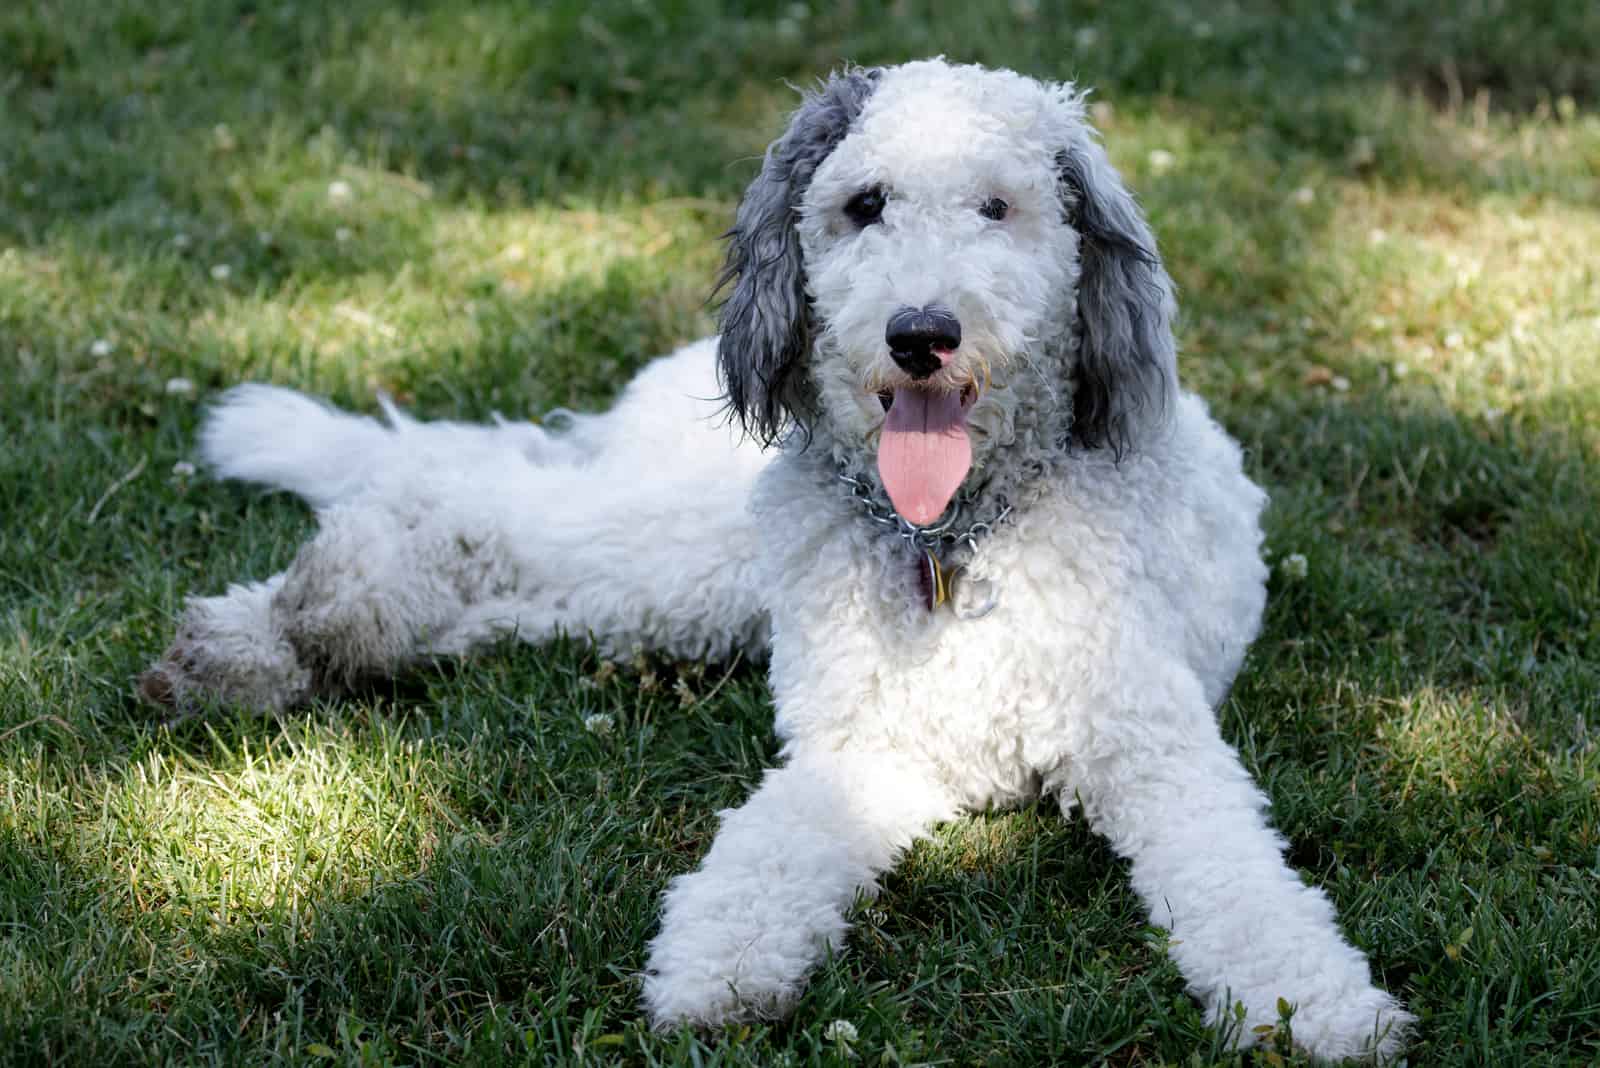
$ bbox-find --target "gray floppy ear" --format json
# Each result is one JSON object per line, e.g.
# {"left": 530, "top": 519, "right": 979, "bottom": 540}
{"left": 1057, "top": 133, "right": 1179, "bottom": 457}
{"left": 716, "top": 67, "right": 881, "bottom": 447}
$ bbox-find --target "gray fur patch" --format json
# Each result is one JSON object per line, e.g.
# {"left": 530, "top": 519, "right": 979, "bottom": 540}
{"left": 1056, "top": 140, "right": 1179, "bottom": 458}
{"left": 716, "top": 67, "right": 882, "bottom": 447}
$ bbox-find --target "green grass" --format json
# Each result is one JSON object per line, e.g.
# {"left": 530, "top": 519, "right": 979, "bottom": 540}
{"left": 3, "top": 1, "right": 1599, "bottom": 1064}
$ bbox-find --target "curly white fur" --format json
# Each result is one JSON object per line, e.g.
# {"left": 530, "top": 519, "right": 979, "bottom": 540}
{"left": 144, "top": 59, "right": 1411, "bottom": 1062}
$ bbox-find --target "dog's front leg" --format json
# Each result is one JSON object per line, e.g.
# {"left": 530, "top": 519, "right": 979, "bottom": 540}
{"left": 643, "top": 748, "right": 954, "bottom": 1030}
{"left": 1062, "top": 678, "right": 1413, "bottom": 1062}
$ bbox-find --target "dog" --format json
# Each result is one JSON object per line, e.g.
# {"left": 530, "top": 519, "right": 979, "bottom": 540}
{"left": 142, "top": 58, "right": 1412, "bottom": 1061}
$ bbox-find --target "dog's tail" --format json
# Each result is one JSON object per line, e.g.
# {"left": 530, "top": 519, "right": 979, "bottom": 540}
{"left": 199, "top": 385, "right": 589, "bottom": 511}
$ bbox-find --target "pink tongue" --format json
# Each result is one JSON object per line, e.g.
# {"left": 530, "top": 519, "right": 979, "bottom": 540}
{"left": 877, "top": 388, "right": 972, "bottom": 526}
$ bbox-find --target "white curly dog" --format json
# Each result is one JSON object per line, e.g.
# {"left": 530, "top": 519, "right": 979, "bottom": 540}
{"left": 144, "top": 59, "right": 1411, "bottom": 1061}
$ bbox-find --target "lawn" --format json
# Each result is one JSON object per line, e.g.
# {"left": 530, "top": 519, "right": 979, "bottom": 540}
{"left": 2, "top": 1, "right": 1598, "bottom": 1064}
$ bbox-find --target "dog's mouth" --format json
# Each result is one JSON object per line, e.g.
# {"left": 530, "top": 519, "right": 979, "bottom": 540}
{"left": 877, "top": 380, "right": 978, "bottom": 411}
{"left": 876, "top": 380, "right": 979, "bottom": 526}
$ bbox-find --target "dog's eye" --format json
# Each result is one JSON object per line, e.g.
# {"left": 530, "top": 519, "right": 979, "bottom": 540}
{"left": 979, "top": 197, "right": 1009, "bottom": 221}
{"left": 844, "top": 186, "right": 886, "bottom": 227}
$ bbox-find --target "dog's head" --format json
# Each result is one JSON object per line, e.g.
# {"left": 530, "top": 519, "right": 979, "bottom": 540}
{"left": 717, "top": 59, "right": 1177, "bottom": 525}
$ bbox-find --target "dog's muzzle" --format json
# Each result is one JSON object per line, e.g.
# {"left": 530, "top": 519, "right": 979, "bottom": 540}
{"left": 886, "top": 306, "right": 961, "bottom": 380}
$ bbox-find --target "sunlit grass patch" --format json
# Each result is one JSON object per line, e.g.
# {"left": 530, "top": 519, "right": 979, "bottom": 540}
{"left": 5, "top": 720, "right": 449, "bottom": 928}
{"left": 1312, "top": 190, "right": 1600, "bottom": 430}
{"left": 1375, "top": 685, "right": 1539, "bottom": 802}
{"left": 3, "top": 198, "right": 725, "bottom": 419}
{"left": 909, "top": 807, "right": 1050, "bottom": 878}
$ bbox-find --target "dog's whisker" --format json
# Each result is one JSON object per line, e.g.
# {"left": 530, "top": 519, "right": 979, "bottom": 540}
{"left": 1014, "top": 346, "right": 1058, "bottom": 405}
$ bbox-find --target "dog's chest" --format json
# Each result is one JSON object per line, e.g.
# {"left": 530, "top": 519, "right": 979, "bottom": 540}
{"left": 761, "top": 503, "right": 1114, "bottom": 805}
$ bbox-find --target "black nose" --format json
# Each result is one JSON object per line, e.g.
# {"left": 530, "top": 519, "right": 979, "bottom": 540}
{"left": 886, "top": 306, "right": 961, "bottom": 380}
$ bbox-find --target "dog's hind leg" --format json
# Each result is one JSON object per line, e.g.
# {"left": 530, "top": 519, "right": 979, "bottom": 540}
{"left": 138, "top": 574, "right": 312, "bottom": 712}
{"left": 143, "top": 340, "right": 773, "bottom": 712}
{"left": 140, "top": 489, "right": 530, "bottom": 712}
{"left": 642, "top": 749, "right": 957, "bottom": 1029}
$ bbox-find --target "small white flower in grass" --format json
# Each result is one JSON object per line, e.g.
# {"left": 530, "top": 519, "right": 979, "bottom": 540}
{"left": 172, "top": 232, "right": 192, "bottom": 251}
{"left": 89, "top": 338, "right": 114, "bottom": 357}
{"left": 1392, "top": 361, "right": 1409, "bottom": 379}
{"left": 822, "top": 1020, "right": 858, "bottom": 1044}
{"left": 583, "top": 712, "right": 615, "bottom": 736}
{"left": 1367, "top": 228, "right": 1388, "bottom": 246}
{"left": 1291, "top": 185, "right": 1316, "bottom": 206}
{"left": 1444, "top": 331, "right": 1465, "bottom": 350}
{"left": 164, "top": 377, "right": 195, "bottom": 396}
{"left": 210, "top": 263, "right": 232, "bottom": 281}
{"left": 327, "top": 179, "right": 353, "bottom": 203}
{"left": 1147, "top": 148, "right": 1175, "bottom": 173}
{"left": 172, "top": 460, "right": 197, "bottom": 478}
{"left": 1279, "top": 553, "right": 1309, "bottom": 581}
{"left": 1074, "top": 26, "right": 1099, "bottom": 49}
{"left": 335, "top": 227, "right": 353, "bottom": 244}
{"left": 1330, "top": 375, "right": 1351, "bottom": 392}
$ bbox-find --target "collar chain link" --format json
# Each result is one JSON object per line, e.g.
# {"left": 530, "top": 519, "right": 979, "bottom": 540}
{"left": 835, "top": 471, "right": 1013, "bottom": 556}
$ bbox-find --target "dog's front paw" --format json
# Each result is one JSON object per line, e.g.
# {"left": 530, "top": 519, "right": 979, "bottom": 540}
{"left": 1288, "top": 983, "right": 1413, "bottom": 1064}
{"left": 1218, "top": 982, "right": 1413, "bottom": 1064}
{"left": 641, "top": 917, "right": 816, "bottom": 1032}
{"left": 641, "top": 961, "right": 774, "bottom": 1032}
{"left": 642, "top": 868, "right": 840, "bottom": 1031}
{"left": 642, "top": 932, "right": 804, "bottom": 1032}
